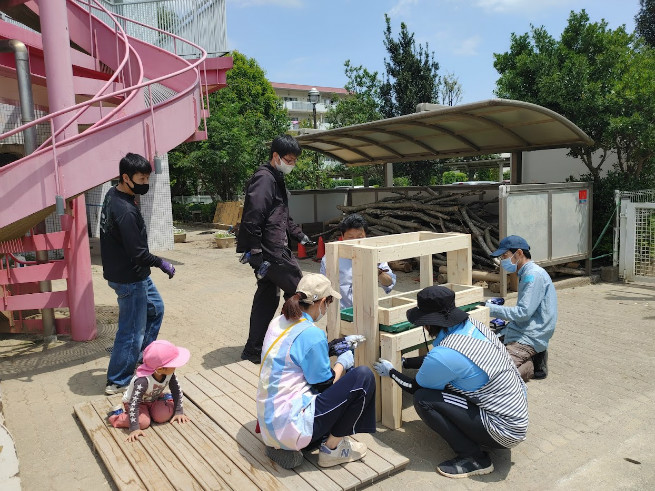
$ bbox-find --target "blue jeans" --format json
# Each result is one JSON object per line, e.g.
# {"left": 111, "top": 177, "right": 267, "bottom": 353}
{"left": 107, "top": 277, "right": 164, "bottom": 386}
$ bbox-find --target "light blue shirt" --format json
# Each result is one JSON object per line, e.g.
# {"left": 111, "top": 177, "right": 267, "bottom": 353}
{"left": 289, "top": 313, "right": 333, "bottom": 385}
{"left": 488, "top": 261, "right": 557, "bottom": 353}
{"left": 320, "top": 256, "right": 397, "bottom": 309}
{"left": 416, "top": 320, "right": 490, "bottom": 392}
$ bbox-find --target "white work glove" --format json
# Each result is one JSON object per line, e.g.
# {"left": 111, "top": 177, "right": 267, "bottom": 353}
{"left": 336, "top": 350, "right": 354, "bottom": 371}
{"left": 373, "top": 358, "right": 394, "bottom": 378}
{"left": 344, "top": 335, "right": 366, "bottom": 349}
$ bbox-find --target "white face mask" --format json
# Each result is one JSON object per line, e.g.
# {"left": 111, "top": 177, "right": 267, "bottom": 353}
{"left": 314, "top": 301, "right": 327, "bottom": 322}
{"left": 277, "top": 156, "right": 295, "bottom": 175}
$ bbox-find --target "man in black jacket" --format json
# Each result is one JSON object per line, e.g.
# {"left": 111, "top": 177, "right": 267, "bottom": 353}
{"left": 100, "top": 153, "right": 176, "bottom": 395}
{"left": 237, "top": 135, "right": 314, "bottom": 363}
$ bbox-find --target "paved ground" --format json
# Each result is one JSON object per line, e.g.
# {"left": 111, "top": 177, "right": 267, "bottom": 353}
{"left": 1, "top": 226, "right": 654, "bottom": 490}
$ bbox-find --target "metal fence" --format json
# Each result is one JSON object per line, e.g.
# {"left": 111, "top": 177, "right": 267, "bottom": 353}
{"left": 615, "top": 189, "right": 655, "bottom": 282}
{"left": 84, "top": 0, "right": 228, "bottom": 58}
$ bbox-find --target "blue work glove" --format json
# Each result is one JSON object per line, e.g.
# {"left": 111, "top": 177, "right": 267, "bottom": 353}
{"left": 159, "top": 260, "right": 176, "bottom": 279}
{"left": 336, "top": 350, "right": 354, "bottom": 371}
{"left": 373, "top": 358, "right": 394, "bottom": 378}
{"left": 489, "top": 297, "right": 505, "bottom": 305}
{"left": 300, "top": 234, "right": 316, "bottom": 247}
{"left": 328, "top": 335, "right": 367, "bottom": 357}
{"left": 328, "top": 338, "right": 350, "bottom": 357}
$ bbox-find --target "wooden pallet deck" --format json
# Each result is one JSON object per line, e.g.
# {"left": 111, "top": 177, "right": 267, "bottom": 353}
{"left": 74, "top": 361, "right": 409, "bottom": 490}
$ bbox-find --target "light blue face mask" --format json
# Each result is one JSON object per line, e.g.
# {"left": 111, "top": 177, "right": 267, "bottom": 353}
{"left": 501, "top": 252, "right": 518, "bottom": 273}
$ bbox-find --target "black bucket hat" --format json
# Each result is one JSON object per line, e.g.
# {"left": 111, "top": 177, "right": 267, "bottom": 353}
{"left": 406, "top": 286, "right": 469, "bottom": 328}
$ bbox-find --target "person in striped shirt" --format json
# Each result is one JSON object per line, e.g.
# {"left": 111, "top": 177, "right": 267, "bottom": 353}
{"left": 373, "top": 285, "right": 528, "bottom": 479}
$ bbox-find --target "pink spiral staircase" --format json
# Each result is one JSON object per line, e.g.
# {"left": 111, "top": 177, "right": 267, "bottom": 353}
{"left": 0, "top": 0, "right": 232, "bottom": 339}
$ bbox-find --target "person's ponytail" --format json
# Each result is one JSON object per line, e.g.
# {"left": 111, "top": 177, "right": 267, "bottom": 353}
{"left": 281, "top": 292, "right": 306, "bottom": 320}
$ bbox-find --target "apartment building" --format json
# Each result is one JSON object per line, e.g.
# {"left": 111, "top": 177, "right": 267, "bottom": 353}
{"left": 271, "top": 82, "right": 349, "bottom": 130}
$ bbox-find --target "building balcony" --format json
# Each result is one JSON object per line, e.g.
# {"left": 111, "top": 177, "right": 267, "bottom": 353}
{"left": 282, "top": 101, "right": 330, "bottom": 113}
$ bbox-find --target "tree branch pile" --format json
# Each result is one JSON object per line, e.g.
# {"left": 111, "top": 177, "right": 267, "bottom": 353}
{"left": 320, "top": 187, "right": 501, "bottom": 271}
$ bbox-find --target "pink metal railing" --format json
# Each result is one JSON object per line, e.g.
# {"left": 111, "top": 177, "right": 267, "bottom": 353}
{"left": 0, "top": 0, "right": 210, "bottom": 178}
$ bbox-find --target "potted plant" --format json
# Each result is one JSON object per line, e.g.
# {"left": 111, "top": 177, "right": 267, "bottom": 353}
{"left": 215, "top": 230, "right": 236, "bottom": 249}
{"left": 173, "top": 227, "right": 186, "bottom": 243}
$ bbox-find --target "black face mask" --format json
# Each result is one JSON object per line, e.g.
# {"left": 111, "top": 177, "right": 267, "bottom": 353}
{"left": 128, "top": 180, "right": 150, "bottom": 195}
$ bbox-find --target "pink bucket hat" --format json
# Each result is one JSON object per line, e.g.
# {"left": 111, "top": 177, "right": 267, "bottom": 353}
{"left": 136, "top": 340, "right": 190, "bottom": 377}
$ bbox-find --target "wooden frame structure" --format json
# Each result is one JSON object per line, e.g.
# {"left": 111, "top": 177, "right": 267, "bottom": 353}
{"left": 325, "top": 231, "right": 489, "bottom": 429}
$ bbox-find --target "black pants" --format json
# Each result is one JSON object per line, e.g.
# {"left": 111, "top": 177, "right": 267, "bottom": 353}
{"left": 243, "top": 249, "right": 302, "bottom": 356}
{"left": 413, "top": 388, "right": 505, "bottom": 458}
{"left": 309, "top": 366, "right": 377, "bottom": 448}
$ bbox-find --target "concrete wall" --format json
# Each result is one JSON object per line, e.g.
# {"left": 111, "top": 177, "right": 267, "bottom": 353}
{"left": 522, "top": 148, "right": 616, "bottom": 183}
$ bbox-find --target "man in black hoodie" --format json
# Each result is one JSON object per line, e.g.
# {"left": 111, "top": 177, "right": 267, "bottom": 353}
{"left": 100, "top": 153, "right": 176, "bottom": 394}
{"left": 237, "top": 135, "right": 314, "bottom": 363}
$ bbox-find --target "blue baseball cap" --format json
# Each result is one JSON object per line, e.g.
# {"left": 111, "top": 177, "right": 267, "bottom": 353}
{"left": 490, "top": 235, "right": 530, "bottom": 257}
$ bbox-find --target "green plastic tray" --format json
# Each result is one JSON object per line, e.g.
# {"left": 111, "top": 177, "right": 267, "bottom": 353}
{"left": 340, "top": 303, "right": 480, "bottom": 334}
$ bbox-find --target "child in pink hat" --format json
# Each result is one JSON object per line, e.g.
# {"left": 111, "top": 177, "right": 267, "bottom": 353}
{"left": 108, "top": 340, "right": 190, "bottom": 442}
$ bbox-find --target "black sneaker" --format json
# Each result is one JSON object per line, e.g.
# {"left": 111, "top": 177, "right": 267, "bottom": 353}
{"left": 437, "top": 453, "right": 494, "bottom": 478}
{"left": 533, "top": 350, "right": 548, "bottom": 379}
{"left": 240, "top": 349, "right": 261, "bottom": 364}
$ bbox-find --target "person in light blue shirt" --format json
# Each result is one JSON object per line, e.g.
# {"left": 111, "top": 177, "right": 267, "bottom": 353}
{"left": 373, "top": 285, "right": 528, "bottom": 479}
{"left": 487, "top": 235, "right": 557, "bottom": 381}
{"left": 320, "top": 214, "right": 396, "bottom": 309}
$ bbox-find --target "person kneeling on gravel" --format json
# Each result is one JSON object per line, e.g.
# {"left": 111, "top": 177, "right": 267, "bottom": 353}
{"left": 256, "top": 273, "right": 376, "bottom": 469}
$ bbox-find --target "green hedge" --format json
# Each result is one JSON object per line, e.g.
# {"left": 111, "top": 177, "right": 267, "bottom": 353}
{"left": 172, "top": 201, "right": 217, "bottom": 223}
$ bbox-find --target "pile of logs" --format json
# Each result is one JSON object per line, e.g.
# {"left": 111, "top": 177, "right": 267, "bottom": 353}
{"left": 321, "top": 188, "right": 501, "bottom": 272}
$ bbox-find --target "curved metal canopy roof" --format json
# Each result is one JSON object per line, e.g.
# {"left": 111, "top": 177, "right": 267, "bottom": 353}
{"left": 295, "top": 99, "right": 593, "bottom": 166}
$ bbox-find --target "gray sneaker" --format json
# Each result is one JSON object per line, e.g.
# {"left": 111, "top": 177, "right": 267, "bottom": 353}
{"left": 318, "top": 436, "right": 367, "bottom": 467}
{"left": 105, "top": 383, "right": 127, "bottom": 395}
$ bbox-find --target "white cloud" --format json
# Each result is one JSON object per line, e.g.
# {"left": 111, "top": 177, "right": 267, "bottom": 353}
{"left": 453, "top": 35, "right": 481, "bottom": 56}
{"left": 475, "top": 0, "right": 570, "bottom": 13}
{"left": 389, "top": 0, "right": 420, "bottom": 17}
{"left": 227, "top": 0, "right": 303, "bottom": 7}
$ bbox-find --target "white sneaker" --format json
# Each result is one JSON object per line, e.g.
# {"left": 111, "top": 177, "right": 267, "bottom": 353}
{"left": 318, "top": 436, "right": 367, "bottom": 467}
{"left": 105, "top": 383, "right": 127, "bottom": 395}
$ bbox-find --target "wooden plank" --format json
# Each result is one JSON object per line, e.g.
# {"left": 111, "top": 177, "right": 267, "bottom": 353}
{"left": 236, "top": 362, "right": 397, "bottom": 477}
{"left": 88, "top": 398, "right": 190, "bottom": 491}
{"left": 468, "top": 305, "right": 490, "bottom": 326}
{"left": 380, "top": 333, "right": 402, "bottom": 430}
{"left": 442, "top": 283, "right": 484, "bottom": 304}
{"left": 149, "top": 418, "right": 237, "bottom": 490}
{"left": 325, "top": 241, "right": 341, "bottom": 342}
{"left": 182, "top": 404, "right": 288, "bottom": 491}
{"left": 377, "top": 234, "right": 471, "bottom": 263}
{"left": 221, "top": 362, "right": 259, "bottom": 389}
{"left": 446, "top": 243, "right": 473, "bottom": 286}
{"left": 419, "top": 254, "right": 433, "bottom": 289}
{"left": 182, "top": 375, "right": 318, "bottom": 491}
{"left": 237, "top": 359, "right": 260, "bottom": 376}
{"left": 74, "top": 402, "right": 147, "bottom": 491}
{"left": 352, "top": 246, "right": 381, "bottom": 420}
{"left": 198, "top": 370, "right": 350, "bottom": 491}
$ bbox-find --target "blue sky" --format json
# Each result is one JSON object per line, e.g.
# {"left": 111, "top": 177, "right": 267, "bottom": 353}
{"left": 225, "top": 0, "right": 641, "bottom": 103}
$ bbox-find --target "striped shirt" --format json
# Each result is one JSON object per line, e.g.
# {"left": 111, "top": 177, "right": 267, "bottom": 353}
{"left": 440, "top": 320, "right": 529, "bottom": 447}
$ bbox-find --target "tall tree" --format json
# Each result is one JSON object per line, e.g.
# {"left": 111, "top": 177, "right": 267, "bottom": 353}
{"left": 169, "top": 51, "right": 288, "bottom": 200}
{"left": 494, "top": 10, "right": 653, "bottom": 180}
{"left": 325, "top": 60, "right": 383, "bottom": 127}
{"left": 380, "top": 14, "right": 440, "bottom": 118}
{"left": 440, "top": 72, "right": 463, "bottom": 106}
{"left": 325, "top": 61, "right": 385, "bottom": 186}
{"left": 636, "top": 0, "right": 655, "bottom": 47}
{"left": 379, "top": 14, "right": 442, "bottom": 185}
